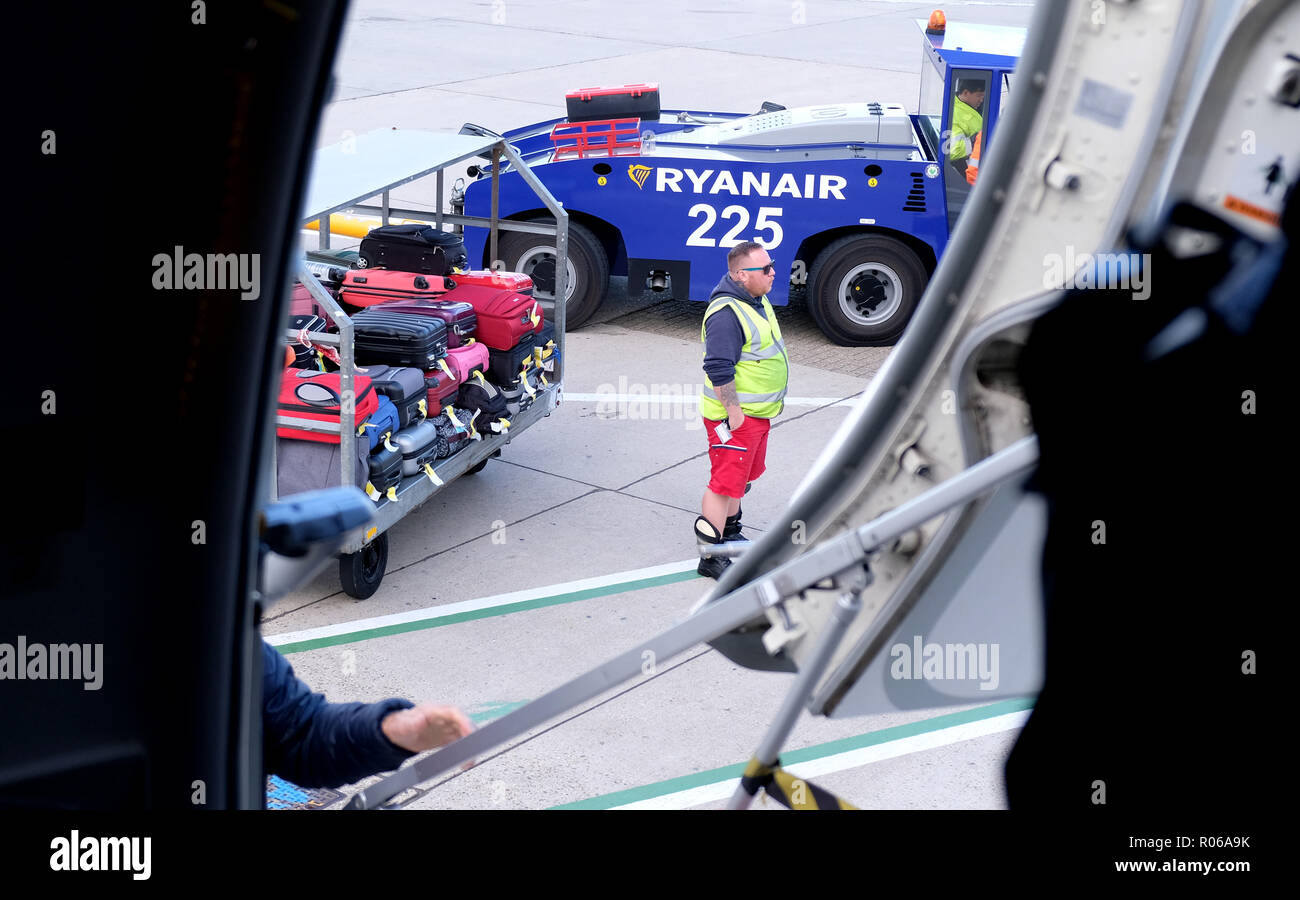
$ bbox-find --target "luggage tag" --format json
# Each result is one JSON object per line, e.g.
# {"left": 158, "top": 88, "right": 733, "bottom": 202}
{"left": 491, "top": 417, "right": 512, "bottom": 434}
{"left": 468, "top": 409, "right": 482, "bottom": 440}
{"left": 364, "top": 481, "right": 382, "bottom": 502}
{"left": 382, "top": 432, "right": 399, "bottom": 452}
{"left": 417, "top": 398, "right": 428, "bottom": 419}
{"left": 471, "top": 370, "right": 489, "bottom": 388}
{"left": 528, "top": 304, "right": 541, "bottom": 329}
{"left": 438, "top": 358, "right": 455, "bottom": 380}
{"left": 520, "top": 363, "right": 537, "bottom": 400}
{"left": 386, "top": 486, "right": 400, "bottom": 502}
{"left": 445, "top": 405, "right": 468, "bottom": 433}
{"left": 422, "top": 462, "right": 444, "bottom": 486}
{"left": 359, "top": 422, "right": 376, "bottom": 438}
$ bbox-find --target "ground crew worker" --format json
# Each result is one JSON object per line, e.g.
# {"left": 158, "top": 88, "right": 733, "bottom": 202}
{"left": 948, "top": 78, "right": 985, "bottom": 177}
{"left": 695, "top": 241, "right": 789, "bottom": 579}
{"left": 965, "top": 130, "right": 983, "bottom": 185}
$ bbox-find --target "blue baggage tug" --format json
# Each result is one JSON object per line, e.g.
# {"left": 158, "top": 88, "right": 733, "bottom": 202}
{"left": 460, "top": 13, "right": 1024, "bottom": 345}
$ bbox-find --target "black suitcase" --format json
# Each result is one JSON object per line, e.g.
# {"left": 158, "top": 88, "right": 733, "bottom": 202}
{"left": 351, "top": 310, "right": 449, "bottom": 369}
{"left": 359, "top": 224, "right": 469, "bottom": 275}
{"left": 487, "top": 333, "right": 536, "bottom": 387}
{"left": 366, "top": 444, "right": 404, "bottom": 500}
{"left": 286, "top": 314, "right": 331, "bottom": 368}
{"left": 565, "top": 83, "right": 660, "bottom": 123}
{"left": 355, "top": 364, "right": 428, "bottom": 427}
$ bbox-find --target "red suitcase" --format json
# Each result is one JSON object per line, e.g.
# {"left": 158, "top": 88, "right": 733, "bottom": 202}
{"left": 445, "top": 342, "right": 490, "bottom": 383}
{"left": 371, "top": 298, "right": 477, "bottom": 347}
{"left": 423, "top": 367, "right": 460, "bottom": 417}
{"left": 277, "top": 369, "right": 377, "bottom": 444}
{"left": 338, "top": 270, "right": 453, "bottom": 313}
{"left": 443, "top": 284, "right": 539, "bottom": 350}
{"left": 449, "top": 269, "right": 534, "bottom": 296}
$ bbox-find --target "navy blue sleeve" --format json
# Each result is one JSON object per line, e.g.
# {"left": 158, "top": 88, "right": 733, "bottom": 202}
{"left": 261, "top": 640, "right": 416, "bottom": 789}
{"left": 703, "top": 307, "right": 744, "bottom": 387}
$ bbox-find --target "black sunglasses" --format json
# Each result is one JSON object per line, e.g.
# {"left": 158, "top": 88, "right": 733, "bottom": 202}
{"left": 740, "top": 260, "right": 776, "bottom": 275}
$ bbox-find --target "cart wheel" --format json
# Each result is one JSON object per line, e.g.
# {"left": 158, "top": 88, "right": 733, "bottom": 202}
{"left": 356, "top": 253, "right": 372, "bottom": 269}
{"left": 465, "top": 459, "right": 488, "bottom": 475}
{"left": 339, "top": 532, "right": 388, "bottom": 599}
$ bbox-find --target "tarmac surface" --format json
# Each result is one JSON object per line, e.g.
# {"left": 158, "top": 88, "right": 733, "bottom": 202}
{"left": 270, "top": 0, "right": 1038, "bottom": 809}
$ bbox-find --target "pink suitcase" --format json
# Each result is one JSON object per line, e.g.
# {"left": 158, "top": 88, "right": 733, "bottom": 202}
{"left": 445, "top": 342, "right": 489, "bottom": 383}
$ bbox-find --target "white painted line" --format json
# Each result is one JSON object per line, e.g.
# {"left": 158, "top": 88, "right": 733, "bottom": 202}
{"left": 563, "top": 393, "right": 860, "bottom": 408}
{"left": 265, "top": 558, "right": 702, "bottom": 647}
{"left": 609, "top": 709, "right": 1031, "bottom": 810}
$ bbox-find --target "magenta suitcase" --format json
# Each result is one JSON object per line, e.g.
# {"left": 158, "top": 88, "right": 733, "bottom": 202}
{"left": 445, "top": 342, "right": 489, "bottom": 383}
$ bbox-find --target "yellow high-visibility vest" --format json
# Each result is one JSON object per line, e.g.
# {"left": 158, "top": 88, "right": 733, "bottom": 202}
{"left": 699, "top": 295, "right": 789, "bottom": 420}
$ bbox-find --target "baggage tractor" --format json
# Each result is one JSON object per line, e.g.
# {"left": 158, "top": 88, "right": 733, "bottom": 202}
{"left": 359, "top": 224, "right": 469, "bottom": 275}
{"left": 445, "top": 342, "right": 489, "bottom": 382}
{"left": 565, "top": 83, "right": 660, "bottom": 123}
{"left": 286, "top": 314, "right": 332, "bottom": 369}
{"left": 371, "top": 298, "right": 477, "bottom": 347}
{"left": 391, "top": 420, "right": 448, "bottom": 478}
{"left": 423, "top": 366, "right": 461, "bottom": 417}
{"left": 339, "top": 270, "right": 453, "bottom": 314}
{"left": 365, "top": 444, "right": 404, "bottom": 501}
{"left": 351, "top": 309, "right": 449, "bottom": 369}
{"left": 356, "top": 364, "right": 428, "bottom": 428}
{"left": 487, "top": 334, "right": 536, "bottom": 387}
{"left": 277, "top": 369, "right": 377, "bottom": 444}
{"left": 443, "top": 284, "right": 538, "bottom": 350}
{"left": 448, "top": 269, "right": 534, "bottom": 296}
{"left": 276, "top": 436, "right": 368, "bottom": 498}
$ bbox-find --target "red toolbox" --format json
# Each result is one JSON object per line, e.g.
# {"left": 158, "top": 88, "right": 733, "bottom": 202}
{"left": 565, "top": 83, "right": 660, "bottom": 122}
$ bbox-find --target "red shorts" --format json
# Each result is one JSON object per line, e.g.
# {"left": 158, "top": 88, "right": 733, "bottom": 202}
{"left": 704, "top": 415, "right": 771, "bottom": 498}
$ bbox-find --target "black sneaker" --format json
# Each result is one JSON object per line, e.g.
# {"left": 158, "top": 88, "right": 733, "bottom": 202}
{"left": 697, "top": 555, "right": 732, "bottom": 580}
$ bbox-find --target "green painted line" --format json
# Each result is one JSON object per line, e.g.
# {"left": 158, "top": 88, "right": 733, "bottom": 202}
{"left": 276, "top": 569, "right": 702, "bottom": 655}
{"left": 469, "top": 700, "right": 531, "bottom": 724}
{"left": 550, "top": 697, "right": 1036, "bottom": 810}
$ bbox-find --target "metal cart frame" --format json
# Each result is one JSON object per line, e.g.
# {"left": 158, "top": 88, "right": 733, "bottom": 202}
{"left": 275, "top": 130, "right": 569, "bottom": 594}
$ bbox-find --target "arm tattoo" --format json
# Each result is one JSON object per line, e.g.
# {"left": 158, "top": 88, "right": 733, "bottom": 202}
{"left": 717, "top": 381, "right": 740, "bottom": 411}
